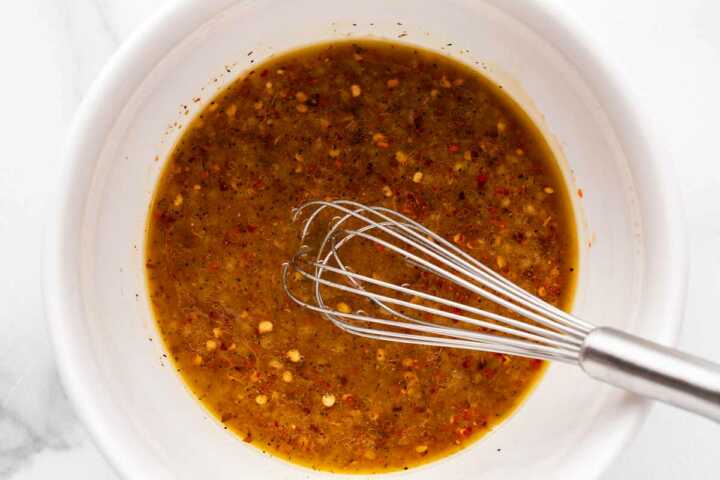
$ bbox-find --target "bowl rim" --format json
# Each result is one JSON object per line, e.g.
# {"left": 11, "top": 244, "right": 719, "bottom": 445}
{"left": 44, "top": 0, "right": 688, "bottom": 478}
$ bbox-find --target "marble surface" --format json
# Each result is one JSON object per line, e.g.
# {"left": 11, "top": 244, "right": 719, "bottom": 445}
{"left": 1, "top": 1, "right": 718, "bottom": 478}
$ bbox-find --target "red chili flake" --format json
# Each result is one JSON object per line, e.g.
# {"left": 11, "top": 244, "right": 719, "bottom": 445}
{"left": 374, "top": 243, "right": 386, "bottom": 253}
{"left": 484, "top": 368, "right": 496, "bottom": 379}
{"left": 490, "top": 219, "right": 506, "bottom": 229}
{"left": 457, "top": 426, "right": 473, "bottom": 437}
{"left": 577, "top": 188, "right": 584, "bottom": 198}
{"left": 207, "top": 260, "right": 221, "bottom": 271}
{"left": 530, "top": 359, "right": 543, "bottom": 370}
{"left": 252, "top": 179, "right": 265, "bottom": 189}
{"left": 335, "top": 159, "right": 342, "bottom": 169}
{"left": 448, "top": 144, "right": 460, "bottom": 153}
{"left": 201, "top": 171, "right": 209, "bottom": 179}
{"left": 260, "top": 69, "right": 269, "bottom": 77}
{"left": 494, "top": 186, "right": 510, "bottom": 196}
{"left": 476, "top": 173, "right": 488, "bottom": 188}
{"left": 450, "top": 307, "right": 462, "bottom": 315}
{"left": 243, "top": 432, "right": 253, "bottom": 443}
{"left": 462, "top": 357, "right": 472, "bottom": 369}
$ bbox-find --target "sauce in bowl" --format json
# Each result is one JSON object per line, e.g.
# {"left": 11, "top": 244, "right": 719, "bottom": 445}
{"left": 146, "top": 40, "right": 576, "bottom": 472}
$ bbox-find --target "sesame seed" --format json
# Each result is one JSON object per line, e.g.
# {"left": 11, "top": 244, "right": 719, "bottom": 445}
{"left": 258, "top": 321, "right": 273, "bottom": 334}
{"left": 225, "top": 104, "right": 237, "bottom": 118}
{"left": 286, "top": 349, "right": 302, "bottom": 363}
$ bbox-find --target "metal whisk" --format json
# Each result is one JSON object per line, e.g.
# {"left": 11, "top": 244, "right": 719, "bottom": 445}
{"left": 282, "top": 200, "right": 720, "bottom": 421}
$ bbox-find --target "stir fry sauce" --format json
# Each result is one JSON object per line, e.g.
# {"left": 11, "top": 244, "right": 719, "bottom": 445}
{"left": 146, "top": 40, "right": 577, "bottom": 473}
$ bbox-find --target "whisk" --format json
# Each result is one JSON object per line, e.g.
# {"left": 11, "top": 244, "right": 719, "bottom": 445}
{"left": 282, "top": 200, "right": 720, "bottom": 421}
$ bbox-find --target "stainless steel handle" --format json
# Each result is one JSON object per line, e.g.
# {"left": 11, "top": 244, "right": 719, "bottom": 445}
{"left": 580, "top": 327, "right": 720, "bottom": 421}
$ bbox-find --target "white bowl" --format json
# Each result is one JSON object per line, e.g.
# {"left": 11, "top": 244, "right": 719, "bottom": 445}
{"left": 45, "top": 0, "right": 687, "bottom": 478}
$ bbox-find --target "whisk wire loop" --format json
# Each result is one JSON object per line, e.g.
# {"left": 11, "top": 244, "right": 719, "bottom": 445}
{"left": 283, "top": 200, "right": 590, "bottom": 364}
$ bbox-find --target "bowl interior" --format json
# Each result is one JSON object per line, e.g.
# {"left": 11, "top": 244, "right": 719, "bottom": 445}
{"left": 54, "top": 0, "right": 681, "bottom": 478}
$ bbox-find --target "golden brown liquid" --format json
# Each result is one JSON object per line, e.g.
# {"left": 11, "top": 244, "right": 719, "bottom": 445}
{"left": 146, "top": 40, "right": 576, "bottom": 473}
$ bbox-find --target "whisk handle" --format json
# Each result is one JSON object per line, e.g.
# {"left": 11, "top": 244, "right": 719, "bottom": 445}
{"left": 580, "top": 327, "right": 720, "bottom": 422}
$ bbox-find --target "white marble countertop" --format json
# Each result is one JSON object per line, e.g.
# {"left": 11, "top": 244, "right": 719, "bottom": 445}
{"left": 1, "top": 1, "right": 718, "bottom": 478}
